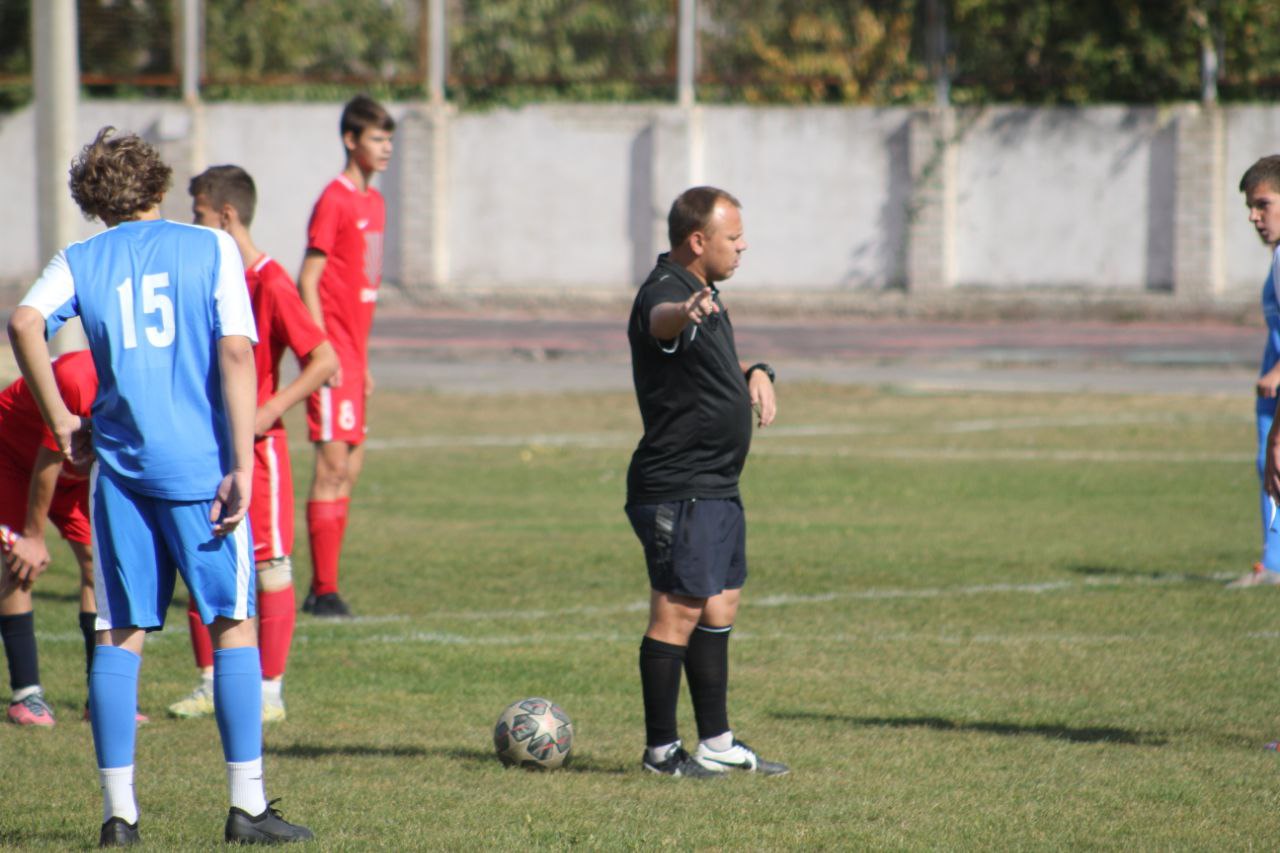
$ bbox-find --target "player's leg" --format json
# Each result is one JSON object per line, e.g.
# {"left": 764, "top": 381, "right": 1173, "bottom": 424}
{"left": 255, "top": 432, "right": 296, "bottom": 721}
{"left": 0, "top": 463, "right": 52, "bottom": 726}
{"left": 88, "top": 469, "right": 172, "bottom": 842}
{"left": 627, "top": 501, "right": 720, "bottom": 778}
{"left": 304, "top": 369, "right": 366, "bottom": 616}
{"left": 1232, "top": 404, "right": 1280, "bottom": 586}
{"left": 0, "top": 576, "right": 50, "bottom": 726}
{"left": 170, "top": 495, "right": 311, "bottom": 842}
{"left": 305, "top": 439, "right": 356, "bottom": 616}
{"left": 685, "top": 500, "right": 787, "bottom": 776}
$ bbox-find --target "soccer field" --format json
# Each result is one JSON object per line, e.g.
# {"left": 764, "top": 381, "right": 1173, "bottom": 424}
{"left": 2, "top": 383, "right": 1276, "bottom": 849}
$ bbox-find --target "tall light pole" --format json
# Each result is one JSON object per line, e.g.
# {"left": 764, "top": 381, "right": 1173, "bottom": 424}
{"left": 33, "top": 0, "right": 85, "bottom": 351}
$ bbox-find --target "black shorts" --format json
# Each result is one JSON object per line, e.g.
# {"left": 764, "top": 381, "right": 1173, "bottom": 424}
{"left": 625, "top": 498, "right": 747, "bottom": 599}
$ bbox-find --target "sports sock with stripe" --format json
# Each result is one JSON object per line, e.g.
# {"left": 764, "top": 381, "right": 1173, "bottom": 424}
{"left": 685, "top": 623, "right": 732, "bottom": 743}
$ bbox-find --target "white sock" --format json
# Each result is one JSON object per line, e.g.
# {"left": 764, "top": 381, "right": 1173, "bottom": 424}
{"left": 227, "top": 758, "right": 268, "bottom": 816}
{"left": 647, "top": 740, "right": 680, "bottom": 764}
{"left": 261, "top": 679, "right": 283, "bottom": 705}
{"left": 200, "top": 671, "right": 214, "bottom": 692}
{"left": 99, "top": 765, "right": 138, "bottom": 824}
{"left": 701, "top": 731, "right": 734, "bottom": 752}
{"left": 11, "top": 684, "right": 40, "bottom": 703}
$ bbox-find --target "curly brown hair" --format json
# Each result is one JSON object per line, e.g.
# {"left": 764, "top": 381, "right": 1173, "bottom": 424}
{"left": 68, "top": 126, "right": 172, "bottom": 224}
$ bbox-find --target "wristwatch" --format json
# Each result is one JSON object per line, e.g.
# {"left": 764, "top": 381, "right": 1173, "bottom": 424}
{"left": 745, "top": 362, "right": 776, "bottom": 384}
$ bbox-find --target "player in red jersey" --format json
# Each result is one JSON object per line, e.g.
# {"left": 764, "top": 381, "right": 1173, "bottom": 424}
{"left": 0, "top": 350, "right": 102, "bottom": 726}
{"left": 298, "top": 95, "right": 394, "bottom": 618}
{"left": 168, "top": 165, "right": 337, "bottom": 722}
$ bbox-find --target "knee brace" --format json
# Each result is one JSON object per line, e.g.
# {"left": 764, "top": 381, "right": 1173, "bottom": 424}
{"left": 256, "top": 556, "right": 293, "bottom": 593}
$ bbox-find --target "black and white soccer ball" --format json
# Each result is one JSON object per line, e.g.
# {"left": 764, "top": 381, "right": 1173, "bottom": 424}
{"left": 493, "top": 697, "right": 574, "bottom": 770}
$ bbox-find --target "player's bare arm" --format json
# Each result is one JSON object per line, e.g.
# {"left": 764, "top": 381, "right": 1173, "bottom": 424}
{"left": 6, "top": 446, "right": 62, "bottom": 589}
{"left": 740, "top": 360, "right": 777, "bottom": 427}
{"left": 8, "top": 306, "right": 89, "bottom": 465}
{"left": 1259, "top": 364, "right": 1280, "bottom": 398}
{"left": 212, "top": 334, "right": 257, "bottom": 534}
{"left": 649, "top": 287, "right": 719, "bottom": 341}
{"left": 298, "top": 250, "right": 342, "bottom": 388}
{"left": 255, "top": 340, "right": 338, "bottom": 435}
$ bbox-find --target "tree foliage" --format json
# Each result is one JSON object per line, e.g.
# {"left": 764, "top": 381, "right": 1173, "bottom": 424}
{"left": 6, "top": 1, "right": 1280, "bottom": 107}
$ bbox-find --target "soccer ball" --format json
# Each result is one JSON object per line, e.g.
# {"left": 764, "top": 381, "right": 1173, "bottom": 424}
{"left": 493, "top": 697, "right": 574, "bottom": 770}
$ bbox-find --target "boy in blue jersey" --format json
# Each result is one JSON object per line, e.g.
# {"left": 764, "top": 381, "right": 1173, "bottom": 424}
{"left": 1233, "top": 157, "right": 1280, "bottom": 589}
{"left": 8, "top": 127, "right": 312, "bottom": 846}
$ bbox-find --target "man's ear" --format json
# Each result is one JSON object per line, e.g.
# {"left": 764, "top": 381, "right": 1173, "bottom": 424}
{"left": 689, "top": 230, "right": 705, "bottom": 256}
{"left": 220, "top": 203, "right": 238, "bottom": 229}
{"left": 342, "top": 130, "right": 358, "bottom": 153}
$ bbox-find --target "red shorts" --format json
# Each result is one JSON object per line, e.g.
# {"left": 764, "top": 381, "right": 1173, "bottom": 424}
{"left": 306, "top": 358, "right": 367, "bottom": 445}
{"left": 0, "top": 452, "right": 90, "bottom": 546}
{"left": 250, "top": 431, "right": 294, "bottom": 562}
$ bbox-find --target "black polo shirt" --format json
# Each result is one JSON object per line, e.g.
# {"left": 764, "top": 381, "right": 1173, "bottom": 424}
{"left": 626, "top": 254, "right": 753, "bottom": 504}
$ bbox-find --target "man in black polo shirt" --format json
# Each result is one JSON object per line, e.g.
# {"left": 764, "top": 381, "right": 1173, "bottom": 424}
{"left": 626, "top": 186, "right": 787, "bottom": 778}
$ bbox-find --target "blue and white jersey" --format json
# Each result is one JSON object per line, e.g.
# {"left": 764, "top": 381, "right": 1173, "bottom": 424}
{"left": 20, "top": 219, "right": 256, "bottom": 500}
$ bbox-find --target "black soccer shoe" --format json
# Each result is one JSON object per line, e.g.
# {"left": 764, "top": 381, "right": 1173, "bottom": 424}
{"left": 225, "top": 800, "right": 314, "bottom": 844}
{"left": 98, "top": 817, "right": 140, "bottom": 847}
{"left": 300, "top": 592, "right": 315, "bottom": 614}
{"left": 642, "top": 746, "right": 724, "bottom": 779}
{"left": 307, "top": 593, "right": 352, "bottom": 619}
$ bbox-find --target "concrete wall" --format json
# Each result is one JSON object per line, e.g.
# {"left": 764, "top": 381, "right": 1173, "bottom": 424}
{"left": 0, "top": 99, "right": 1273, "bottom": 299}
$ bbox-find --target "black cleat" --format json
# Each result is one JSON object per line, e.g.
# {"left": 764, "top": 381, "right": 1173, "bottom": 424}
{"left": 225, "top": 800, "right": 314, "bottom": 844}
{"left": 642, "top": 744, "right": 724, "bottom": 779}
{"left": 301, "top": 592, "right": 316, "bottom": 614}
{"left": 98, "top": 817, "right": 140, "bottom": 847}
{"left": 307, "top": 593, "right": 352, "bottom": 619}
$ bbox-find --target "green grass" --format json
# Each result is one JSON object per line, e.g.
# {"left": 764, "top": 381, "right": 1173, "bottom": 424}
{"left": 1, "top": 383, "right": 1274, "bottom": 849}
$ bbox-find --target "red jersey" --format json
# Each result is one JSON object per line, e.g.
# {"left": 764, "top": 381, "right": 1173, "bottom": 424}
{"left": 306, "top": 174, "right": 385, "bottom": 366}
{"left": 247, "top": 255, "right": 328, "bottom": 432}
{"left": 0, "top": 349, "right": 97, "bottom": 466}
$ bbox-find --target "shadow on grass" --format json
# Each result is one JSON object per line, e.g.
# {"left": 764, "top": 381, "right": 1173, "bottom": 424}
{"left": 267, "top": 743, "right": 628, "bottom": 774}
{"left": 267, "top": 743, "right": 431, "bottom": 759}
{"left": 1065, "top": 564, "right": 1221, "bottom": 584}
{"left": 773, "top": 711, "right": 1167, "bottom": 746}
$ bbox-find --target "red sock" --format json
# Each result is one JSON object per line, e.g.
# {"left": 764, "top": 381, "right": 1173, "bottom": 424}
{"left": 307, "top": 499, "right": 347, "bottom": 596}
{"left": 257, "top": 586, "right": 296, "bottom": 679}
{"left": 186, "top": 598, "right": 214, "bottom": 670}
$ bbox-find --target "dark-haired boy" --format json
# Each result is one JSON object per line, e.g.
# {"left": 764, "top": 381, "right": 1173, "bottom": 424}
{"left": 298, "top": 94, "right": 394, "bottom": 617}
{"left": 8, "top": 127, "right": 312, "bottom": 845}
{"left": 626, "top": 186, "right": 787, "bottom": 777}
{"left": 1234, "top": 156, "right": 1280, "bottom": 588}
{"left": 169, "top": 164, "right": 336, "bottom": 723}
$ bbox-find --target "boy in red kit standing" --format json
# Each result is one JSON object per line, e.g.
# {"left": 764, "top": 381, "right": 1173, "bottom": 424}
{"left": 169, "top": 165, "right": 337, "bottom": 722}
{"left": 298, "top": 95, "right": 394, "bottom": 618}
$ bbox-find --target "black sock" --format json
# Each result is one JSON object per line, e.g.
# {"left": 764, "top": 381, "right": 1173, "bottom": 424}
{"left": 79, "top": 611, "right": 96, "bottom": 685}
{"left": 685, "top": 623, "right": 732, "bottom": 742}
{"left": 639, "top": 636, "right": 687, "bottom": 748}
{"left": 0, "top": 611, "right": 39, "bottom": 694}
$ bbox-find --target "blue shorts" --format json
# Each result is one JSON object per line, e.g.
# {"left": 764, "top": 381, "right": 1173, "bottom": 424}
{"left": 625, "top": 498, "right": 747, "bottom": 599}
{"left": 91, "top": 468, "right": 256, "bottom": 632}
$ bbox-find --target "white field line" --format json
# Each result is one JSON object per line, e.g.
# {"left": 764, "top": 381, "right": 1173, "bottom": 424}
{"left": 306, "top": 411, "right": 1247, "bottom": 462}
{"left": 34, "top": 572, "right": 1220, "bottom": 645}
{"left": 34, "top": 575, "right": 1229, "bottom": 647}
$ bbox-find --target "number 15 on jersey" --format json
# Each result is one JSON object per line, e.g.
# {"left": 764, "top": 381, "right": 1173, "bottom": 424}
{"left": 116, "top": 273, "right": 175, "bottom": 350}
